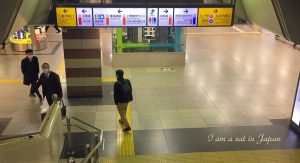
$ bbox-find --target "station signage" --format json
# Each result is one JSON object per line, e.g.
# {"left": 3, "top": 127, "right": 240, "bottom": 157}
{"left": 56, "top": 7, "right": 77, "bottom": 27}
{"left": 158, "top": 8, "right": 174, "bottom": 26}
{"left": 76, "top": 8, "right": 93, "bottom": 27}
{"left": 174, "top": 8, "right": 198, "bottom": 26}
{"left": 198, "top": 8, "right": 233, "bottom": 26}
{"left": 56, "top": 7, "right": 234, "bottom": 27}
{"left": 93, "top": 8, "right": 146, "bottom": 27}
{"left": 147, "top": 8, "right": 158, "bottom": 26}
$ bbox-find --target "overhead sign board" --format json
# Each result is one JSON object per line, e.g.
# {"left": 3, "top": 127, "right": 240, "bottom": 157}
{"left": 147, "top": 8, "right": 158, "bottom": 26}
{"left": 291, "top": 73, "right": 300, "bottom": 128}
{"left": 158, "top": 8, "right": 174, "bottom": 26}
{"left": 76, "top": 8, "right": 93, "bottom": 27}
{"left": 198, "top": 8, "right": 233, "bottom": 26}
{"left": 56, "top": 6, "right": 234, "bottom": 27}
{"left": 56, "top": 7, "right": 77, "bottom": 27}
{"left": 93, "top": 8, "right": 146, "bottom": 27}
{"left": 174, "top": 8, "right": 198, "bottom": 26}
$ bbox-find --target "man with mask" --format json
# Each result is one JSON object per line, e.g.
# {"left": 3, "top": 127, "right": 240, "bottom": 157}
{"left": 36, "top": 63, "right": 63, "bottom": 105}
{"left": 21, "top": 49, "right": 42, "bottom": 102}
{"left": 114, "top": 69, "right": 133, "bottom": 132}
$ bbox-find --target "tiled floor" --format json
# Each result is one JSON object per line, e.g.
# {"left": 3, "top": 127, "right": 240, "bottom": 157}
{"left": 1, "top": 25, "right": 300, "bottom": 160}
{"left": 98, "top": 149, "right": 300, "bottom": 163}
{"left": 0, "top": 28, "right": 66, "bottom": 136}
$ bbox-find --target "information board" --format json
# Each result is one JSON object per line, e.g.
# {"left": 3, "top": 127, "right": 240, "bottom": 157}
{"left": 76, "top": 8, "right": 93, "bottom": 27}
{"left": 158, "top": 8, "right": 174, "bottom": 26}
{"left": 93, "top": 8, "right": 146, "bottom": 27}
{"left": 56, "top": 7, "right": 77, "bottom": 27}
{"left": 174, "top": 8, "right": 198, "bottom": 26}
{"left": 198, "top": 8, "right": 233, "bottom": 26}
{"left": 147, "top": 8, "right": 158, "bottom": 26}
{"left": 56, "top": 6, "right": 234, "bottom": 27}
{"left": 292, "top": 74, "right": 300, "bottom": 127}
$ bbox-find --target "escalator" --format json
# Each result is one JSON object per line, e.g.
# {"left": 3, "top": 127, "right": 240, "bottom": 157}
{"left": 272, "top": 0, "right": 300, "bottom": 45}
{"left": 234, "top": 0, "right": 300, "bottom": 45}
{"left": 0, "top": 0, "right": 51, "bottom": 43}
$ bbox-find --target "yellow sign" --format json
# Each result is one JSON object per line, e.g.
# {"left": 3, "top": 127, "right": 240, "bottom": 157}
{"left": 198, "top": 8, "right": 233, "bottom": 26}
{"left": 56, "top": 7, "right": 76, "bottom": 27}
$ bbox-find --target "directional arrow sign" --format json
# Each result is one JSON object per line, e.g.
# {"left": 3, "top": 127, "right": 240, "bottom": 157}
{"left": 76, "top": 8, "right": 93, "bottom": 27}
{"left": 174, "top": 8, "right": 197, "bottom": 26}
{"left": 159, "top": 8, "right": 173, "bottom": 26}
{"left": 93, "top": 8, "right": 146, "bottom": 27}
{"left": 213, "top": 9, "right": 218, "bottom": 13}
{"left": 56, "top": 7, "right": 76, "bottom": 27}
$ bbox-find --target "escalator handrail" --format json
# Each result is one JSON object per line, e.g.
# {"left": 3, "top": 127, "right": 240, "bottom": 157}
{"left": 0, "top": 0, "right": 23, "bottom": 43}
{"left": 0, "top": 98, "right": 59, "bottom": 142}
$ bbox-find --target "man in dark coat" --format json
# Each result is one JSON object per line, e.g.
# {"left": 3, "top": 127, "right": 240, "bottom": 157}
{"left": 21, "top": 49, "right": 42, "bottom": 101}
{"left": 36, "top": 63, "right": 63, "bottom": 105}
{"left": 114, "top": 69, "right": 133, "bottom": 132}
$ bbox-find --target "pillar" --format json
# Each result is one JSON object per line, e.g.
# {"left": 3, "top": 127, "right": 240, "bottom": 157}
{"left": 62, "top": 28, "right": 102, "bottom": 98}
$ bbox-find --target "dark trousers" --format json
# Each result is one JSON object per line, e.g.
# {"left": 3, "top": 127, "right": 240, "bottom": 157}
{"left": 45, "top": 95, "right": 53, "bottom": 106}
{"left": 30, "top": 81, "right": 42, "bottom": 100}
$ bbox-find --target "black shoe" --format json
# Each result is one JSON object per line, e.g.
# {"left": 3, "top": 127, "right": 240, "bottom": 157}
{"left": 29, "top": 94, "right": 36, "bottom": 97}
{"left": 119, "top": 119, "right": 124, "bottom": 125}
{"left": 123, "top": 127, "right": 131, "bottom": 132}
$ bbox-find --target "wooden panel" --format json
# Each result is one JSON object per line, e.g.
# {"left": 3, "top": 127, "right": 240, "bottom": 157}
{"left": 65, "top": 68, "right": 83, "bottom": 77}
{"left": 64, "top": 49, "right": 82, "bottom": 59}
{"left": 62, "top": 29, "right": 82, "bottom": 39}
{"left": 67, "top": 86, "right": 102, "bottom": 97}
{"left": 66, "top": 68, "right": 101, "bottom": 77}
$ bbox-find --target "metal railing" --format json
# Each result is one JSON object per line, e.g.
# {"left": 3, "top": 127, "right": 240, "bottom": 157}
{"left": 0, "top": 95, "right": 60, "bottom": 141}
{"left": 65, "top": 116, "right": 105, "bottom": 163}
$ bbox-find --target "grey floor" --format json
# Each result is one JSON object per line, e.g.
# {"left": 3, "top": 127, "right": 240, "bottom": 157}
{"left": 0, "top": 25, "right": 300, "bottom": 136}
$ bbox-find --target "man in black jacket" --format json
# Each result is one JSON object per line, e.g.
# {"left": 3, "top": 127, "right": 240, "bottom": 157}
{"left": 114, "top": 69, "right": 133, "bottom": 132}
{"left": 21, "top": 49, "right": 42, "bottom": 102}
{"left": 36, "top": 63, "right": 63, "bottom": 105}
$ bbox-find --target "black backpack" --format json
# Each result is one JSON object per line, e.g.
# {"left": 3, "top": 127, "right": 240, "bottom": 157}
{"left": 119, "top": 80, "right": 132, "bottom": 98}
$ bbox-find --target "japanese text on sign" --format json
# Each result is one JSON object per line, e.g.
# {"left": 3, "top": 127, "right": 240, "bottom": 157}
{"left": 56, "top": 7, "right": 77, "bottom": 27}
{"left": 93, "top": 8, "right": 146, "bottom": 27}
{"left": 174, "top": 8, "right": 198, "bottom": 26}
{"left": 158, "top": 8, "right": 174, "bottom": 26}
{"left": 198, "top": 8, "right": 233, "bottom": 26}
{"left": 76, "top": 8, "right": 93, "bottom": 27}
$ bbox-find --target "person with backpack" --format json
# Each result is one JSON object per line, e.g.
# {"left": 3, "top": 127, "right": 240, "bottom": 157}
{"left": 114, "top": 69, "right": 133, "bottom": 132}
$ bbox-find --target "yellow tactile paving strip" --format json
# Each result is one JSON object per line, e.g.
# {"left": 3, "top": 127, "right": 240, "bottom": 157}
{"left": 0, "top": 79, "right": 22, "bottom": 84}
{"left": 116, "top": 103, "right": 135, "bottom": 156}
{"left": 101, "top": 149, "right": 300, "bottom": 163}
{"left": 102, "top": 77, "right": 117, "bottom": 83}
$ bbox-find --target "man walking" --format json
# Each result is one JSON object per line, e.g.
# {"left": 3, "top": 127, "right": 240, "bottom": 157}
{"left": 21, "top": 49, "right": 42, "bottom": 102}
{"left": 114, "top": 69, "right": 133, "bottom": 132}
{"left": 36, "top": 63, "right": 63, "bottom": 105}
